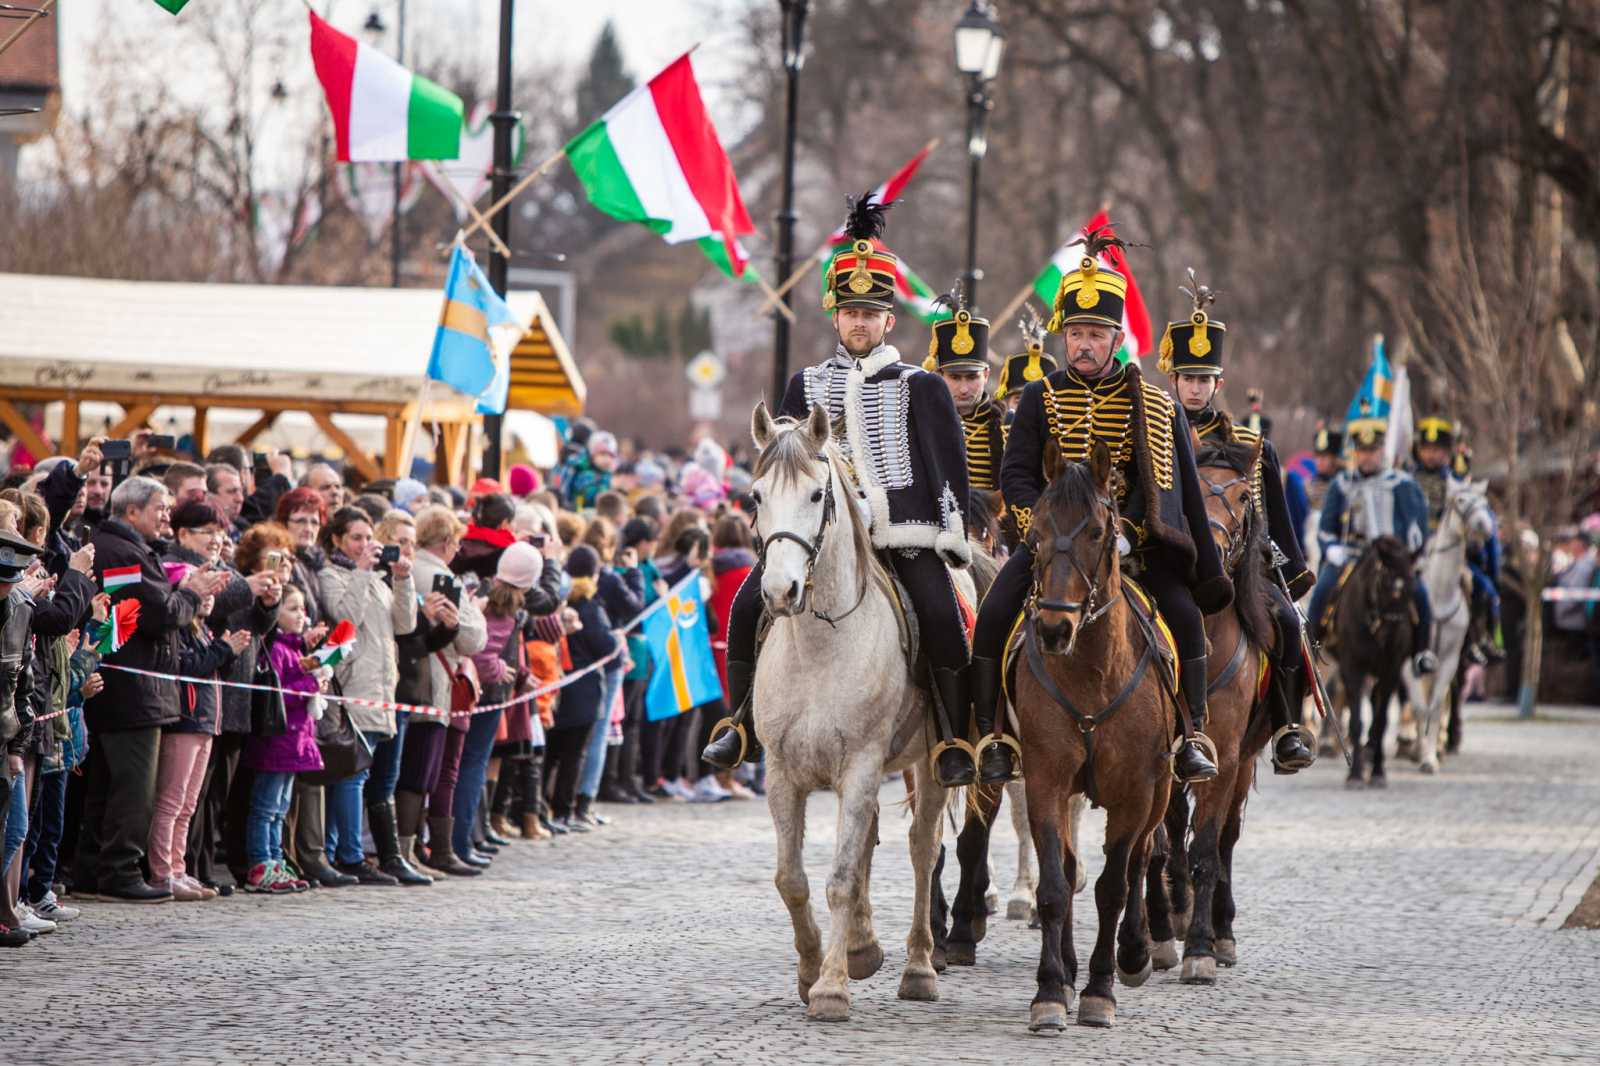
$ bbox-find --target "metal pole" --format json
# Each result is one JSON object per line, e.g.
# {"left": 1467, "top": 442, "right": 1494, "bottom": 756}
{"left": 771, "top": 0, "right": 808, "bottom": 405}
{"left": 482, "top": 0, "right": 518, "bottom": 479}
{"left": 963, "top": 76, "right": 987, "bottom": 311}
{"left": 390, "top": 0, "right": 407, "bottom": 288}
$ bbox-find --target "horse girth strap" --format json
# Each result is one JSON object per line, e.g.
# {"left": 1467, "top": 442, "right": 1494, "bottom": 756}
{"left": 1022, "top": 616, "right": 1155, "bottom": 808}
{"left": 1206, "top": 630, "right": 1251, "bottom": 697}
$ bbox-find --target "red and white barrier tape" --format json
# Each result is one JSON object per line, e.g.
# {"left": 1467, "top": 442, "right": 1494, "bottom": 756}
{"left": 44, "top": 572, "right": 700, "bottom": 724}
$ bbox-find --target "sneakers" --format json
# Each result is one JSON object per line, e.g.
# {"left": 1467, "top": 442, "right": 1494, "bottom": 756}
{"left": 725, "top": 778, "right": 757, "bottom": 801}
{"left": 30, "top": 891, "right": 81, "bottom": 922}
{"left": 156, "top": 877, "right": 208, "bottom": 903}
{"left": 658, "top": 777, "right": 695, "bottom": 801}
{"left": 690, "top": 776, "right": 732, "bottom": 804}
{"left": 244, "top": 862, "right": 295, "bottom": 895}
{"left": 16, "top": 904, "right": 57, "bottom": 935}
{"left": 273, "top": 861, "right": 310, "bottom": 893}
{"left": 178, "top": 876, "right": 219, "bottom": 901}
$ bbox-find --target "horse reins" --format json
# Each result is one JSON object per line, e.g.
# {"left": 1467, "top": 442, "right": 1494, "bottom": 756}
{"left": 1199, "top": 469, "right": 1252, "bottom": 573}
{"left": 756, "top": 456, "right": 869, "bottom": 629}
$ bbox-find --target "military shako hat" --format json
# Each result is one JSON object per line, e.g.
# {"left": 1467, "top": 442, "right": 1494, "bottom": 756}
{"left": 995, "top": 308, "right": 1056, "bottom": 401}
{"left": 1313, "top": 420, "right": 1344, "bottom": 455}
{"left": 1046, "top": 224, "right": 1131, "bottom": 333}
{"left": 923, "top": 286, "right": 990, "bottom": 373}
{"left": 823, "top": 192, "right": 898, "bottom": 312}
{"left": 1416, "top": 416, "right": 1456, "bottom": 450}
{"left": 1348, "top": 400, "right": 1387, "bottom": 449}
{"left": 1158, "top": 268, "right": 1225, "bottom": 377}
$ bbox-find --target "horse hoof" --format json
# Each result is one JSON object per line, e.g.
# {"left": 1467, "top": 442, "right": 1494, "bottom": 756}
{"left": 848, "top": 942, "right": 885, "bottom": 980}
{"left": 897, "top": 968, "right": 939, "bottom": 1002}
{"left": 1420, "top": 759, "right": 1438, "bottom": 775}
{"left": 1117, "top": 956, "right": 1153, "bottom": 988}
{"left": 1028, "top": 1002, "right": 1069, "bottom": 1034}
{"left": 1077, "top": 995, "right": 1115, "bottom": 1028}
{"left": 945, "top": 941, "right": 976, "bottom": 967}
{"left": 806, "top": 989, "right": 851, "bottom": 1022}
{"left": 1007, "top": 897, "right": 1033, "bottom": 921}
{"left": 972, "top": 914, "right": 988, "bottom": 943}
{"left": 984, "top": 888, "right": 1000, "bottom": 915}
{"left": 1215, "top": 938, "right": 1237, "bottom": 967}
{"left": 797, "top": 974, "right": 815, "bottom": 1005}
{"left": 931, "top": 945, "right": 947, "bottom": 973}
{"left": 1344, "top": 776, "right": 1365, "bottom": 791}
{"left": 1369, "top": 773, "right": 1388, "bottom": 790}
{"left": 1150, "top": 939, "right": 1181, "bottom": 971}
{"left": 1180, "top": 955, "right": 1218, "bottom": 985}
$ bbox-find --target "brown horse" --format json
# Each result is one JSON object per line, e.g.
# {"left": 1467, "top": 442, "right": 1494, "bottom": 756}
{"left": 1146, "top": 435, "right": 1277, "bottom": 985}
{"left": 1013, "top": 441, "right": 1175, "bottom": 1033}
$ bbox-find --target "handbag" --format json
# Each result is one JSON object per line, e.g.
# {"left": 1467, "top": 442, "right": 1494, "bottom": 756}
{"left": 303, "top": 688, "right": 375, "bottom": 785}
{"left": 435, "top": 651, "right": 480, "bottom": 735}
{"left": 249, "top": 639, "right": 287, "bottom": 737}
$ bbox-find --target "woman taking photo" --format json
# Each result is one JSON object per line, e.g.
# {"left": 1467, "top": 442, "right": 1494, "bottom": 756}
{"left": 317, "top": 506, "right": 417, "bottom": 885}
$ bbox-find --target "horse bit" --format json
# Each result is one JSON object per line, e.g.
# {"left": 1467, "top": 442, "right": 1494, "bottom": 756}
{"left": 756, "top": 458, "right": 868, "bottom": 629}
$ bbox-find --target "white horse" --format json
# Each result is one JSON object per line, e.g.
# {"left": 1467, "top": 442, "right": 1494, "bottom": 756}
{"left": 750, "top": 402, "right": 973, "bottom": 1022}
{"left": 1406, "top": 477, "right": 1494, "bottom": 772}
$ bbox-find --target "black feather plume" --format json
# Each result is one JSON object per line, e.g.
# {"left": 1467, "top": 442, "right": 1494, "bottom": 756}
{"left": 843, "top": 191, "right": 893, "bottom": 242}
{"left": 1069, "top": 220, "right": 1140, "bottom": 261}
{"left": 930, "top": 275, "right": 966, "bottom": 314}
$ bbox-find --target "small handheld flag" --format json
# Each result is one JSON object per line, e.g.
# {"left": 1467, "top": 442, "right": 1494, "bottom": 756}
{"left": 103, "top": 564, "right": 142, "bottom": 592}
{"left": 93, "top": 600, "right": 141, "bottom": 655}
{"left": 643, "top": 581, "right": 723, "bottom": 722}
{"left": 313, "top": 620, "right": 358, "bottom": 668}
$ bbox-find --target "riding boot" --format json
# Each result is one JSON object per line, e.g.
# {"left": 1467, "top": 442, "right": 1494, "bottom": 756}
{"left": 930, "top": 666, "right": 977, "bottom": 789}
{"left": 1270, "top": 655, "right": 1315, "bottom": 774}
{"left": 370, "top": 801, "right": 433, "bottom": 886}
{"left": 1174, "top": 657, "right": 1219, "bottom": 783}
{"left": 702, "top": 660, "right": 760, "bottom": 770}
{"left": 969, "top": 656, "right": 1019, "bottom": 783}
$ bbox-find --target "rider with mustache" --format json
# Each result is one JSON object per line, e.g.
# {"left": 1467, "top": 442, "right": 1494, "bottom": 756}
{"left": 969, "top": 229, "right": 1234, "bottom": 785}
{"left": 1160, "top": 281, "right": 1317, "bottom": 773}
{"left": 704, "top": 194, "right": 979, "bottom": 788}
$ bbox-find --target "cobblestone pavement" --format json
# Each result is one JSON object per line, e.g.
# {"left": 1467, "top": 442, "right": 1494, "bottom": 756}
{"left": 10, "top": 701, "right": 1600, "bottom": 1065}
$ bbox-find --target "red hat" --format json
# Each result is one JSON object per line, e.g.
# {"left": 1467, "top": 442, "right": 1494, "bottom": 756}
{"left": 467, "top": 477, "right": 503, "bottom": 507}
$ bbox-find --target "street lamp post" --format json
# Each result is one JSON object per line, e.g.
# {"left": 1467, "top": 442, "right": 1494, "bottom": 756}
{"left": 363, "top": 5, "right": 407, "bottom": 289}
{"left": 953, "top": 1, "right": 1004, "bottom": 312}
{"left": 770, "top": 0, "right": 809, "bottom": 406}
{"left": 482, "top": 0, "right": 519, "bottom": 479}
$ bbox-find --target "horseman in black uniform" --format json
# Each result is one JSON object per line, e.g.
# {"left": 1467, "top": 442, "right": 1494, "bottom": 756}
{"left": 1159, "top": 278, "right": 1316, "bottom": 772}
{"left": 968, "top": 228, "right": 1234, "bottom": 785}
{"left": 924, "top": 297, "right": 1004, "bottom": 496}
{"left": 993, "top": 313, "right": 1057, "bottom": 421}
{"left": 704, "top": 194, "right": 979, "bottom": 787}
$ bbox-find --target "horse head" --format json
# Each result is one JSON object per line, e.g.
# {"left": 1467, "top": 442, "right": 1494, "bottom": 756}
{"left": 1193, "top": 434, "right": 1262, "bottom": 574}
{"left": 1031, "top": 439, "right": 1121, "bottom": 655}
{"left": 1365, "top": 535, "right": 1414, "bottom": 620}
{"left": 750, "top": 401, "right": 843, "bottom": 617}
{"left": 1444, "top": 477, "right": 1495, "bottom": 548}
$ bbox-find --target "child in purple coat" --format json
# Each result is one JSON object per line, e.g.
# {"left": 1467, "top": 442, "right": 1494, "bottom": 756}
{"left": 241, "top": 585, "right": 325, "bottom": 894}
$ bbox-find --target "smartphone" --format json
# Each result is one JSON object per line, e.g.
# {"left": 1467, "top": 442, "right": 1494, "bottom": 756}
{"left": 147, "top": 434, "right": 176, "bottom": 451}
{"left": 529, "top": 532, "right": 548, "bottom": 548}
{"left": 100, "top": 439, "right": 133, "bottom": 483}
{"left": 264, "top": 550, "right": 284, "bottom": 571}
{"left": 432, "top": 572, "right": 461, "bottom": 607}
{"left": 379, "top": 544, "right": 401, "bottom": 567}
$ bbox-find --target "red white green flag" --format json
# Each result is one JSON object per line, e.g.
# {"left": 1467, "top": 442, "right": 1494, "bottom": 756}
{"left": 308, "top": 11, "right": 463, "bottom": 162}
{"left": 94, "top": 600, "right": 141, "bottom": 656}
{"left": 103, "top": 564, "right": 142, "bottom": 592}
{"left": 566, "top": 52, "right": 756, "bottom": 277}
{"left": 826, "top": 141, "right": 938, "bottom": 245}
{"left": 151, "top": 0, "right": 192, "bottom": 12}
{"left": 1030, "top": 209, "right": 1153, "bottom": 363}
{"left": 313, "top": 619, "right": 358, "bottom": 668}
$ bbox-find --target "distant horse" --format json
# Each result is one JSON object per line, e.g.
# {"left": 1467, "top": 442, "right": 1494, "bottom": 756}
{"left": 1328, "top": 536, "right": 1418, "bottom": 788}
{"left": 1013, "top": 441, "right": 1174, "bottom": 1033}
{"left": 1147, "top": 434, "right": 1277, "bottom": 984}
{"left": 749, "top": 402, "right": 975, "bottom": 1022}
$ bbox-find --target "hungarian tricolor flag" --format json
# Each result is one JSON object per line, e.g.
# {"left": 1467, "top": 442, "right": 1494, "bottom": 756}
{"left": 825, "top": 141, "right": 938, "bottom": 245}
{"left": 313, "top": 620, "right": 358, "bottom": 668}
{"left": 1030, "top": 209, "right": 1153, "bottom": 363}
{"left": 566, "top": 52, "right": 756, "bottom": 278}
{"left": 94, "top": 600, "right": 141, "bottom": 656}
{"left": 820, "top": 238, "right": 951, "bottom": 327}
{"left": 308, "top": 11, "right": 463, "bottom": 162}
{"left": 103, "top": 564, "right": 142, "bottom": 593}
{"left": 151, "top": 0, "right": 192, "bottom": 12}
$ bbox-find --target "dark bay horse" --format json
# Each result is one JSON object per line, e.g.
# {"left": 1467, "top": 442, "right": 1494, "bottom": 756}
{"left": 1147, "top": 435, "right": 1277, "bottom": 984}
{"left": 1013, "top": 441, "right": 1174, "bottom": 1033}
{"left": 1329, "top": 535, "right": 1417, "bottom": 788}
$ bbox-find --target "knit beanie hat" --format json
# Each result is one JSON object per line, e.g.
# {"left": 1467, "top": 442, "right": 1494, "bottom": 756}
{"left": 564, "top": 544, "right": 600, "bottom": 579}
{"left": 495, "top": 541, "right": 544, "bottom": 590}
{"left": 393, "top": 477, "right": 429, "bottom": 512}
{"left": 508, "top": 464, "right": 540, "bottom": 497}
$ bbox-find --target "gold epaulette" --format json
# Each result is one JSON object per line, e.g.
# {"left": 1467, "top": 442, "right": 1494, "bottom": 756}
{"left": 1226, "top": 421, "right": 1267, "bottom": 508}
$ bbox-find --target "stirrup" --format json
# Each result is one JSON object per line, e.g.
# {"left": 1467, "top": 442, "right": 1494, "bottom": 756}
{"left": 974, "top": 734, "right": 1023, "bottom": 781}
{"left": 1169, "top": 731, "right": 1220, "bottom": 783}
{"left": 930, "top": 737, "right": 977, "bottom": 786}
{"left": 707, "top": 717, "right": 748, "bottom": 765}
{"left": 1269, "top": 723, "right": 1317, "bottom": 773}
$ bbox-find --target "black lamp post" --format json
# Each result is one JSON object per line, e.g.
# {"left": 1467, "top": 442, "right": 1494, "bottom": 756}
{"left": 954, "top": 1, "right": 1004, "bottom": 311}
{"left": 770, "top": 0, "right": 809, "bottom": 406}
{"left": 363, "top": 6, "right": 406, "bottom": 290}
{"left": 481, "top": 0, "right": 519, "bottom": 479}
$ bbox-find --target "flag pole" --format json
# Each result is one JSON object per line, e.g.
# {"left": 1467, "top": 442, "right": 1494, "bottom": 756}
{"left": 399, "top": 377, "right": 430, "bottom": 482}
{"left": 421, "top": 161, "right": 511, "bottom": 258}
{"left": 0, "top": 0, "right": 55, "bottom": 62}
{"left": 753, "top": 275, "right": 797, "bottom": 324}
{"left": 755, "top": 243, "right": 826, "bottom": 317}
{"left": 456, "top": 147, "right": 567, "bottom": 245}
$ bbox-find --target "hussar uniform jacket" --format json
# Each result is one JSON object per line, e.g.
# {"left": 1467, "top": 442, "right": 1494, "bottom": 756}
{"left": 961, "top": 397, "right": 1005, "bottom": 493}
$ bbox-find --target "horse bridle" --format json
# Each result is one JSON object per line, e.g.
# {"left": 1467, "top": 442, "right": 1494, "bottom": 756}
{"left": 1030, "top": 494, "right": 1119, "bottom": 631}
{"left": 1199, "top": 470, "right": 1252, "bottom": 573}
{"left": 755, "top": 456, "right": 868, "bottom": 628}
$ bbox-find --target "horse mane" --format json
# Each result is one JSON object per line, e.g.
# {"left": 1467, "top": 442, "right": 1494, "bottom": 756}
{"left": 1038, "top": 460, "right": 1106, "bottom": 516}
{"left": 1368, "top": 534, "right": 1412, "bottom": 576}
{"left": 754, "top": 417, "right": 876, "bottom": 584}
{"left": 1193, "top": 441, "right": 1273, "bottom": 651}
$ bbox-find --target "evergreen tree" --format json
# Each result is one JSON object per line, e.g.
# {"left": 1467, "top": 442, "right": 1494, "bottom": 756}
{"left": 575, "top": 22, "right": 634, "bottom": 132}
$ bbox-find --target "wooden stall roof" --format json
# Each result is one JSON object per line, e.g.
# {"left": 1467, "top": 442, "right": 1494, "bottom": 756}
{"left": 505, "top": 290, "right": 587, "bottom": 420}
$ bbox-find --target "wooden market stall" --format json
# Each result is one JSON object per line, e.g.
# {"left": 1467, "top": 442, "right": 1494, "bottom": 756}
{"left": 0, "top": 273, "right": 584, "bottom": 483}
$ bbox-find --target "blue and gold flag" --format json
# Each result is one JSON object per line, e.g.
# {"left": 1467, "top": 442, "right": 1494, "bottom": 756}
{"left": 643, "top": 578, "right": 724, "bottom": 721}
{"left": 426, "top": 244, "right": 523, "bottom": 414}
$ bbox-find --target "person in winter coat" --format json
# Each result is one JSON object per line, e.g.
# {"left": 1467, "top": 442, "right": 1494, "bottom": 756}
{"left": 0, "top": 529, "right": 48, "bottom": 945}
{"left": 544, "top": 546, "right": 618, "bottom": 832}
{"left": 317, "top": 506, "right": 417, "bottom": 885}
{"left": 409, "top": 506, "right": 488, "bottom": 878}
{"left": 147, "top": 560, "right": 250, "bottom": 903}
{"left": 618, "top": 516, "right": 662, "bottom": 803}
{"left": 559, "top": 432, "right": 618, "bottom": 512}
{"left": 240, "top": 585, "right": 325, "bottom": 894}
{"left": 578, "top": 518, "right": 643, "bottom": 812}
{"left": 451, "top": 492, "right": 518, "bottom": 584}
{"left": 393, "top": 554, "right": 465, "bottom": 874}
{"left": 275, "top": 487, "right": 330, "bottom": 623}
{"left": 709, "top": 514, "right": 756, "bottom": 706}
{"left": 77, "top": 477, "right": 228, "bottom": 904}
